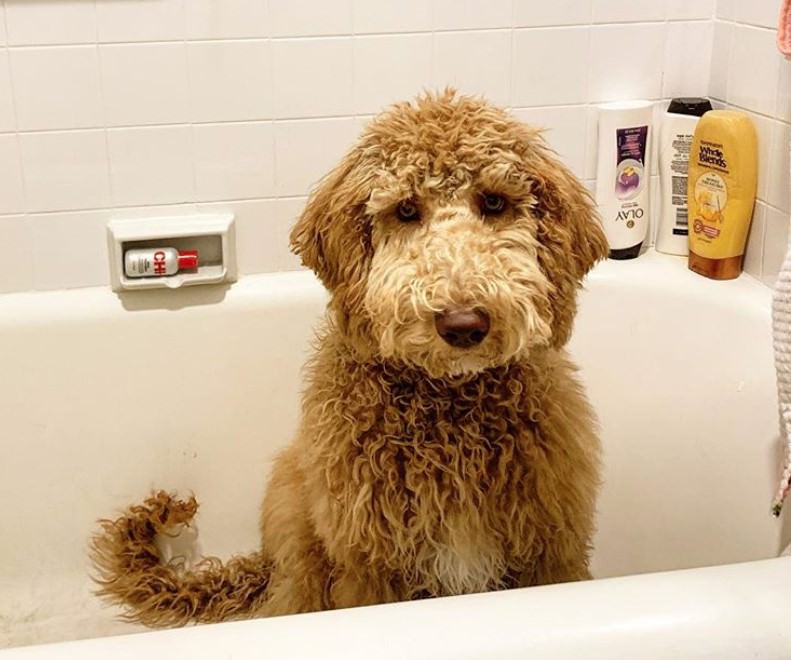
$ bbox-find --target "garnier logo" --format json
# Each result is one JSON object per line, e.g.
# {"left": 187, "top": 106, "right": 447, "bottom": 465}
{"left": 699, "top": 143, "right": 727, "bottom": 169}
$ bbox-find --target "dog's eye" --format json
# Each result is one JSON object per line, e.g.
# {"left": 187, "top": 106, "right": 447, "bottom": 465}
{"left": 480, "top": 193, "right": 507, "bottom": 216}
{"left": 396, "top": 200, "right": 420, "bottom": 222}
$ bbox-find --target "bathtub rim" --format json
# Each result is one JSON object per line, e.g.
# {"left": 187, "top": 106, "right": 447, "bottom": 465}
{"left": 1, "top": 558, "right": 789, "bottom": 660}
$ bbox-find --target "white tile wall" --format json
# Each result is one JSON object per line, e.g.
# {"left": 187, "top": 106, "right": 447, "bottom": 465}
{"left": 271, "top": 38, "right": 354, "bottom": 118}
{"left": 19, "top": 130, "right": 111, "bottom": 213}
{"left": 10, "top": 46, "right": 103, "bottom": 130}
{"left": 512, "top": 28, "right": 590, "bottom": 107}
{"left": 0, "top": 134, "right": 24, "bottom": 214}
{"left": 4, "top": 0, "right": 96, "bottom": 46}
{"left": 273, "top": 118, "right": 359, "bottom": 196}
{"left": 715, "top": 0, "right": 735, "bottom": 21}
{"left": 589, "top": 24, "right": 666, "bottom": 103}
{"left": 584, "top": 105, "right": 600, "bottom": 180}
{"left": 269, "top": 0, "right": 353, "bottom": 37}
{"left": 353, "top": 34, "right": 433, "bottom": 114}
{"left": 107, "top": 126, "right": 194, "bottom": 206}
{"left": 433, "top": 0, "right": 513, "bottom": 30}
{"left": 744, "top": 202, "right": 766, "bottom": 280}
{"left": 511, "top": 106, "right": 588, "bottom": 178}
{"left": 778, "top": 57, "right": 791, "bottom": 122}
{"left": 0, "top": 215, "right": 32, "bottom": 293}
{"left": 513, "top": 0, "right": 592, "bottom": 27}
{"left": 110, "top": 203, "right": 199, "bottom": 222}
{"left": 185, "top": 0, "right": 269, "bottom": 40}
{"left": 0, "top": 51, "right": 16, "bottom": 131}
{"left": 0, "top": 0, "right": 786, "bottom": 293}
{"left": 662, "top": 21, "right": 713, "bottom": 98}
{"left": 751, "top": 111, "right": 775, "bottom": 203}
{"left": 709, "top": 20, "right": 733, "bottom": 100}
{"left": 666, "top": 0, "right": 715, "bottom": 21}
{"left": 187, "top": 41, "right": 273, "bottom": 122}
{"left": 767, "top": 120, "right": 791, "bottom": 213}
{"left": 100, "top": 43, "right": 189, "bottom": 126}
{"left": 591, "top": 0, "right": 666, "bottom": 24}
{"left": 763, "top": 204, "right": 790, "bottom": 287}
{"left": 352, "top": 0, "right": 433, "bottom": 34}
{"left": 710, "top": 0, "right": 791, "bottom": 285}
{"left": 648, "top": 175, "right": 661, "bottom": 247}
{"left": 433, "top": 30, "right": 512, "bottom": 106}
{"left": 193, "top": 122, "right": 276, "bottom": 201}
{"left": 727, "top": 24, "right": 780, "bottom": 115}
{"left": 200, "top": 197, "right": 305, "bottom": 274}
{"left": 96, "top": 0, "right": 186, "bottom": 43}
{"left": 26, "top": 210, "right": 109, "bottom": 290}
{"left": 731, "top": 0, "right": 779, "bottom": 29}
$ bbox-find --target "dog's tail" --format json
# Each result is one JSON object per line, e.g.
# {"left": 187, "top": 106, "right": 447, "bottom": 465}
{"left": 90, "top": 491, "right": 271, "bottom": 628}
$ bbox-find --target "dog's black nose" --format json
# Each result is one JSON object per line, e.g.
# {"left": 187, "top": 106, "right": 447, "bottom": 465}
{"left": 435, "top": 309, "right": 490, "bottom": 348}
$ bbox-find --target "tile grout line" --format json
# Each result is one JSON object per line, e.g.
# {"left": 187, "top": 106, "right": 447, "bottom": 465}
{"left": 182, "top": 0, "right": 199, "bottom": 208}
{"left": 0, "top": 194, "right": 312, "bottom": 220}
{"left": 93, "top": 0, "right": 116, "bottom": 213}
{"left": 2, "top": 0, "right": 29, "bottom": 219}
{"left": 3, "top": 193, "right": 790, "bottom": 224}
{"left": 0, "top": 19, "right": 717, "bottom": 50}
{"left": 2, "top": 100, "right": 715, "bottom": 137}
{"left": 507, "top": 0, "right": 515, "bottom": 110}
{"left": 0, "top": 191, "right": 782, "bottom": 222}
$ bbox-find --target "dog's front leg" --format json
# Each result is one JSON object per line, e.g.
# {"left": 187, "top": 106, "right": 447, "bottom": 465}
{"left": 329, "top": 564, "right": 403, "bottom": 609}
{"left": 515, "top": 563, "right": 591, "bottom": 590}
{"left": 263, "top": 548, "right": 332, "bottom": 617}
{"left": 259, "top": 447, "right": 332, "bottom": 617}
{"left": 520, "top": 542, "right": 593, "bottom": 587}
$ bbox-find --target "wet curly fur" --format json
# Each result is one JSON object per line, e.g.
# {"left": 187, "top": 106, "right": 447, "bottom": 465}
{"left": 91, "top": 91, "right": 608, "bottom": 627}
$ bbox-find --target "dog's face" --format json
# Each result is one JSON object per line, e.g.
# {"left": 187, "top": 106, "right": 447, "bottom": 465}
{"left": 291, "top": 92, "right": 608, "bottom": 378}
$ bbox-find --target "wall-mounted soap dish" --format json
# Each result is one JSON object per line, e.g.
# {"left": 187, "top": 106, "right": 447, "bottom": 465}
{"left": 107, "top": 214, "right": 237, "bottom": 292}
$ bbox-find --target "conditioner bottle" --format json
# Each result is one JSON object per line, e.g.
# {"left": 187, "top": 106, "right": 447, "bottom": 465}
{"left": 656, "top": 97, "right": 712, "bottom": 256}
{"left": 595, "top": 101, "right": 653, "bottom": 260}
{"left": 687, "top": 110, "right": 757, "bottom": 280}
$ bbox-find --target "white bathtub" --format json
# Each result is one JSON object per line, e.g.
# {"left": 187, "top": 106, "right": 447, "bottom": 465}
{"left": 1, "top": 250, "right": 789, "bottom": 658}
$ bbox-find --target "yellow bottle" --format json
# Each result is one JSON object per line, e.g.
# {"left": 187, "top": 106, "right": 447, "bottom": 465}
{"left": 687, "top": 110, "right": 758, "bottom": 280}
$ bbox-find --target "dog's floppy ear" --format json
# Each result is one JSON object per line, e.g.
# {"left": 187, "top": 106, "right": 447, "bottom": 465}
{"left": 529, "top": 142, "right": 609, "bottom": 347}
{"left": 290, "top": 144, "right": 373, "bottom": 291}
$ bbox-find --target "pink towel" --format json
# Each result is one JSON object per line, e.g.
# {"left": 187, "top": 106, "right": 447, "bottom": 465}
{"left": 779, "top": 0, "right": 791, "bottom": 58}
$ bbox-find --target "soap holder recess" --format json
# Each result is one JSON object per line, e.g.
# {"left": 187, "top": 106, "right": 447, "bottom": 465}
{"left": 107, "top": 214, "right": 236, "bottom": 292}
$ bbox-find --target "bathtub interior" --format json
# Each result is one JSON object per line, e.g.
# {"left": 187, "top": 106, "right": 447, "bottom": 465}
{"left": 0, "top": 250, "right": 787, "bottom": 650}
{"left": 571, "top": 253, "right": 786, "bottom": 577}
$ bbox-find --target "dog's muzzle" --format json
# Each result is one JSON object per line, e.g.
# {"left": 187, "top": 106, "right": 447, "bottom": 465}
{"left": 434, "top": 309, "right": 490, "bottom": 348}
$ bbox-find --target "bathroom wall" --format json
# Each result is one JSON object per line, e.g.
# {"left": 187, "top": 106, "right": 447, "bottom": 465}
{"left": 713, "top": 0, "right": 790, "bottom": 286}
{"left": 0, "top": 0, "right": 715, "bottom": 293}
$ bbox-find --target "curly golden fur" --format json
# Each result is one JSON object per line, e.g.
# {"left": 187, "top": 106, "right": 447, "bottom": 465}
{"left": 91, "top": 91, "right": 608, "bottom": 627}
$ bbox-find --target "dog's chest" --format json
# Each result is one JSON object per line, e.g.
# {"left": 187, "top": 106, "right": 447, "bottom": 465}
{"left": 426, "top": 525, "right": 506, "bottom": 595}
{"left": 364, "top": 449, "right": 517, "bottom": 596}
{"left": 361, "top": 400, "right": 533, "bottom": 593}
{"left": 322, "top": 362, "right": 555, "bottom": 592}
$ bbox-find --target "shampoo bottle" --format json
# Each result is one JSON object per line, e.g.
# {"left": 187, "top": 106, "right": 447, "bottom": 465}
{"left": 596, "top": 101, "right": 653, "bottom": 259}
{"left": 687, "top": 110, "right": 757, "bottom": 280}
{"left": 656, "top": 97, "right": 712, "bottom": 256}
{"left": 595, "top": 100, "right": 653, "bottom": 259}
{"left": 124, "top": 248, "right": 199, "bottom": 277}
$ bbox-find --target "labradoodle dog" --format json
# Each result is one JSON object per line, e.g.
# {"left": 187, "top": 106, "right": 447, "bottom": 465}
{"left": 92, "top": 91, "right": 608, "bottom": 627}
